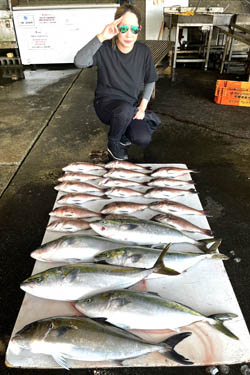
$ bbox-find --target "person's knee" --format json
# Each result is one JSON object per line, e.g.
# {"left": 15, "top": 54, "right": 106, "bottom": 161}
{"left": 113, "top": 102, "right": 134, "bottom": 121}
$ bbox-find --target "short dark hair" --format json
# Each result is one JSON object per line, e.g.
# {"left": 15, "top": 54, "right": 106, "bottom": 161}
{"left": 114, "top": 3, "right": 142, "bottom": 26}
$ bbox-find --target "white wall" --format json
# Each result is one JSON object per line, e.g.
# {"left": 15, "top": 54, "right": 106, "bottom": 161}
{"left": 146, "top": 0, "right": 188, "bottom": 40}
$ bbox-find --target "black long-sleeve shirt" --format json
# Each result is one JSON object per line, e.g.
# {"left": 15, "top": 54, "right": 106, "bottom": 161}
{"left": 74, "top": 36, "right": 157, "bottom": 104}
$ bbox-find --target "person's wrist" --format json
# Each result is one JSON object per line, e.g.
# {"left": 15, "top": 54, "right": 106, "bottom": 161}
{"left": 139, "top": 106, "right": 146, "bottom": 112}
{"left": 97, "top": 33, "right": 105, "bottom": 43}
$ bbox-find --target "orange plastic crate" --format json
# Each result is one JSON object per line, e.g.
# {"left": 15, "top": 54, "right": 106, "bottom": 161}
{"left": 216, "top": 80, "right": 250, "bottom": 91}
{"left": 215, "top": 80, "right": 250, "bottom": 107}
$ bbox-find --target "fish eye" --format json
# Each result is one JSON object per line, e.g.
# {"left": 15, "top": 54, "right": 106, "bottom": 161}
{"left": 85, "top": 298, "right": 92, "bottom": 304}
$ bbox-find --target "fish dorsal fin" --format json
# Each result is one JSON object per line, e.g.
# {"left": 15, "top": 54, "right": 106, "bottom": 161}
{"left": 91, "top": 317, "right": 108, "bottom": 323}
{"left": 146, "top": 291, "right": 162, "bottom": 297}
{"left": 53, "top": 353, "right": 70, "bottom": 370}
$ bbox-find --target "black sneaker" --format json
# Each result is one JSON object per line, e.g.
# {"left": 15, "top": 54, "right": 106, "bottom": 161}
{"left": 107, "top": 142, "right": 128, "bottom": 160}
{"left": 120, "top": 135, "right": 132, "bottom": 147}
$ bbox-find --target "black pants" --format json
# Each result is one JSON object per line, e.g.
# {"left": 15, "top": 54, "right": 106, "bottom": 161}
{"left": 94, "top": 99, "right": 160, "bottom": 147}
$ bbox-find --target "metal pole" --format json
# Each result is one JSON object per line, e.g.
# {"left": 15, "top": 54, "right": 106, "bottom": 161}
{"left": 173, "top": 24, "right": 179, "bottom": 69}
{"left": 204, "top": 26, "right": 213, "bottom": 70}
{"left": 220, "top": 35, "right": 230, "bottom": 74}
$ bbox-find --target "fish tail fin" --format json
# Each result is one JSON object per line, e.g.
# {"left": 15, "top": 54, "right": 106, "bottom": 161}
{"left": 209, "top": 313, "right": 239, "bottom": 340}
{"left": 203, "top": 210, "right": 212, "bottom": 217}
{"left": 197, "top": 238, "right": 222, "bottom": 253}
{"left": 162, "top": 332, "right": 193, "bottom": 365}
{"left": 202, "top": 228, "right": 213, "bottom": 237}
{"left": 211, "top": 253, "right": 229, "bottom": 261}
{"left": 153, "top": 244, "right": 180, "bottom": 276}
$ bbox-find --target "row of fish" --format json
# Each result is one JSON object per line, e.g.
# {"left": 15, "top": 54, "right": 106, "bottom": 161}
{"left": 10, "top": 161, "right": 236, "bottom": 370}
{"left": 55, "top": 181, "right": 197, "bottom": 199}
{"left": 62, "top": 160, "right": 198, "bottom": 178}
{"left": 48, "top": 162, "right": 209, "bottom": 239}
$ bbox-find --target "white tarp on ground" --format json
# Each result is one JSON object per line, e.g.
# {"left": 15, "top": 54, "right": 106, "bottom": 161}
{"left": 6, "top": 164, "right": 250, "bottom": 369}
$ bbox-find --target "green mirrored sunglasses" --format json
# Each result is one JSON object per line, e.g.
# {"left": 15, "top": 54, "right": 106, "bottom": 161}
{"left": 119, "top": 25, "right": 140, "bottom": 34}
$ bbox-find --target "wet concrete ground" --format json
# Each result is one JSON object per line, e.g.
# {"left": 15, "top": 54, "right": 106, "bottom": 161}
{"left": 0, "top": 64, "right": 250, "bottom": 375}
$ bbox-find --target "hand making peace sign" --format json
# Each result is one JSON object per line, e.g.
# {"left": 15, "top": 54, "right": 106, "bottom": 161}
{"left": 97, "top": 17, "right": 123, "bottom": 43}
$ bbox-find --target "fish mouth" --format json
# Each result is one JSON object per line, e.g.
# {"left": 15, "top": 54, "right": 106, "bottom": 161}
{"left": 10, "top": 335, "right": 23, "bottom": 354}
{"left": 20, "top": 281, "right": 34, "bottom": 291}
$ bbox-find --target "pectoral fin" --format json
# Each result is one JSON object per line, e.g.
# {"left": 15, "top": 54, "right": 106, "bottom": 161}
{"left": 53, "top": 353, "right": 70, "bottom": 370}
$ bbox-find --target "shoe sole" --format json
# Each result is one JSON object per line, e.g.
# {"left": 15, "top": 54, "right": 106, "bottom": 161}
{"left": 120, "top": 141, "right": 132, "bottom": 146}
{"left": 107, "top": 147, "right": 128, "bottom": 161}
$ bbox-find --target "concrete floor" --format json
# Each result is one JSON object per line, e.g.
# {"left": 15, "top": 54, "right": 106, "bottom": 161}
{"left": 0, "top": 64, "right": 250, "bottom": 375}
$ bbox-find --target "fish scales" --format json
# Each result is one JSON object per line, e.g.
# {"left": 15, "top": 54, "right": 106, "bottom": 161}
{"left": 58, "top": 172, "right": 100, "bottom": 183}
{"left": 20, "top": 263, "right": 155, "bottom": 301}
{"left": 30, "top": 234, "right": 135, "bottom": 263}
{"left": 148, "top": 178, "right": 195, "bottom": 187}
{"left": 99, "top": 178, "right": 146, "bottom": 188}
{"left": 149, "top": 200, "right": 206, "bottom": 216}
{"left": 75, "top": 290, "right": 238, "bottom": 340}
{"left": 105, "top": 160, "right": 151, "bottom": 172}
{"left": 55, "top": 182, "right": 104, "bottom": 194}
{"left": 151, "top": 167, "right": 197, "bottom": 178}
{"left": 57, "top": 193, "right": 105, "bottom": 205}
{"left": 152, "top": 213, "right": 213, "bottom": 236}
{"left": 90, "top": 217, "right": 207, "bottom": 246}
{"left": 144, "top": 187, "right": 196, "bottom": 199}
{"left": 10, "top": 316, "right": 193, "bottom": 369}
{"left": 101, "top": 202, "right": 148, "bottom": 215}
{"left": 104, "top": 168, "right": 150, "bottom": 180}
{"left": 47, "top": 219, "right": 91, "bottom": 232}
{"left": 63, "top": 162, "right": 106, "bottom": 174}
{"left": 105, "top": 187, "right": 143, "bottom": 198}
{"left": 49, "top": 205, "right": 101, "bottom": 219}
{"left": 22, "top": 245, "right": 173, "bottom": 300}
{"left": 94, "top": 246, "right": 227, "bottom": 273}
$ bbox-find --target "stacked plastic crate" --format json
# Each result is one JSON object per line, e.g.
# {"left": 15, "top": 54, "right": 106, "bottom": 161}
{"left": 214, "top": 80, "right": 250, "bottom": 107}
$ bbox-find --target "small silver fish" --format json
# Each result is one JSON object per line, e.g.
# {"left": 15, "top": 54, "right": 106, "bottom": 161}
{"left": 99, "top": 178, "right": 146, "bottom": 188}
{"left": 58, "top": 172, "right": 100, "bottom": 183}
{"left": 151, "top": 167, "right": 198, "bottom": 178}
{"left": 149, "top": 200, "right": 206, "bottom": 216}
{"left": 144, "top": 187, "right": 197, "bottom": 199}
{"left": 105, "top": 160, "right": 151, "bottom": 172}
{"left": 101, "top": 201, "right": 148, "bottom": 215}
{"left": 104, "top": 168, "right": 150, "bottom": 180}
{"left": 105, "top": 187, "right": 143, "bottom": 198}
{"left": 57, "top": 193, "right": 106, "bottom": 205}
{"left": 47, "top": 219, "right": 91, "bottom": 232}
{"left": 55, "top": 182, "right": 104, "bottom": 194}
{"left": 75, "top": 290, "right": 238, "bottom": 340}
{"left": 49, "top": 205, "right": 102, "bottom": 219}
{"left": 10, "top": 316, "right": 193, "bottom": 369}
{"left": 152, "top": 213, "right": 213, "bottom": 236}
{"left": 63, "top": 162, "right": 106, "bottom": 174}
{"left": 147, "top": 178, "right": 195, "bottom": 188}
